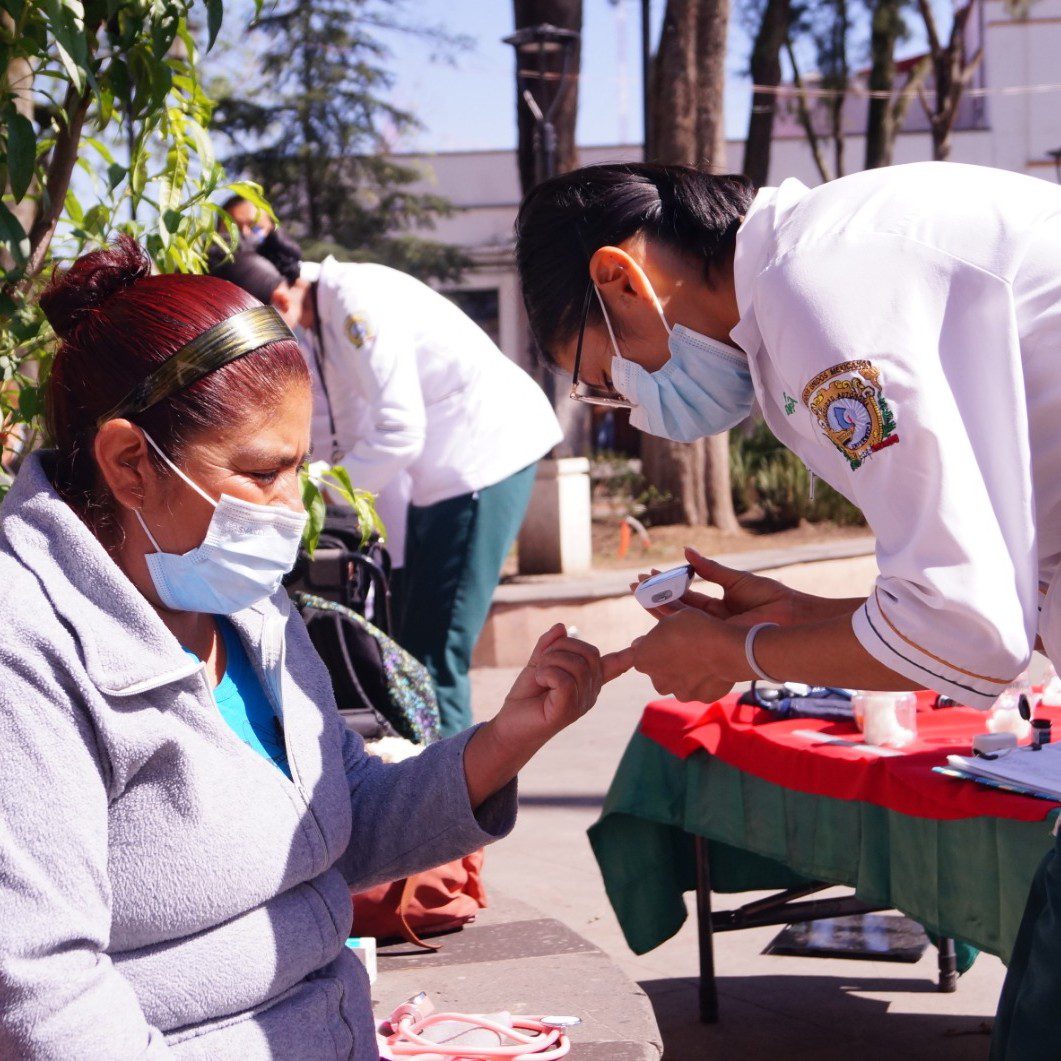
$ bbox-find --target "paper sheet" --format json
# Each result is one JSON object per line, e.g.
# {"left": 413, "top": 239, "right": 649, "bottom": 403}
{"left": 946, "top": 741, "right": 1061, "bottom": 800}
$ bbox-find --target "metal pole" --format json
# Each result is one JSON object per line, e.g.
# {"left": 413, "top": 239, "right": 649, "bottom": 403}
{"left": 937, "top": 937, "right": 959, "bottom": 993}
{"left": 694, "top": 837, "right": 719, "bottom": 1024}
{"left": 641, "top": 0, "right": 651, "bottom": 158}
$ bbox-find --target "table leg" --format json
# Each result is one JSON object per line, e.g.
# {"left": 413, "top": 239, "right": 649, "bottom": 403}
{"left": 694, "top": 835, "right": 719, "bottom": 1024}
{"left": 937, "top": 936, "right": 958, "bottom": 993}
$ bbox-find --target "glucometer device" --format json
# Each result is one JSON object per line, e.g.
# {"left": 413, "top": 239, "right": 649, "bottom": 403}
{"left": 634, "top": 563, "right": 695, "bottom": 611}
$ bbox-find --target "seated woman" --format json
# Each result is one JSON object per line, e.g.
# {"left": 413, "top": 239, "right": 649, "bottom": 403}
{"left": 0, "top": 237, "right": 630, "bottom": 1059}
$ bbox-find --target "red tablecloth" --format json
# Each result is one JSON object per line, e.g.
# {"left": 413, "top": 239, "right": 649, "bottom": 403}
{"left": 639, "top": 692, "right": 1061, "bottom": 822}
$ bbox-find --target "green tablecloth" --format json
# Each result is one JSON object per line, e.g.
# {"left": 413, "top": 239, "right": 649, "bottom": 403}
{"left": 588, "top": 731, "right": 1059, "bottom": 963}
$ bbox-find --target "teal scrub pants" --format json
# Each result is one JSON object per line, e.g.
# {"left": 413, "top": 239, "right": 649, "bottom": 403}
{"left": 992, "top": 829, "right": 1061, "bottom": 1059}
{"left": 395, "top": 463, "right": 537, "bottom": 737}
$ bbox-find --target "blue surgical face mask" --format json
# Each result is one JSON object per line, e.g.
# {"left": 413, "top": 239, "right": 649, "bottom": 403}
{"left": 244, "top": 224, "right": 267, "bottom": 250}
{"left": 598, "top": 284, "right": 754, "bottom": 443}
{"left": 134, "top": 432, "right": 307, "bottom": 615}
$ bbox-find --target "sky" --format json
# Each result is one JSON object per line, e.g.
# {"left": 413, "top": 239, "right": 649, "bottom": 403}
{"left": 378, "top": 0, "right": 758, "bottom": 153}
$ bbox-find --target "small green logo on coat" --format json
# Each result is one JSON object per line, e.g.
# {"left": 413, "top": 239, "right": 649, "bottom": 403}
{"left": 783, "top": 392, "right": 797, "bottom": 416}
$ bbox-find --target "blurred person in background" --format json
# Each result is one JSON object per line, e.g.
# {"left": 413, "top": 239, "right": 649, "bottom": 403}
{"left": 214, "top": 206, "right": 562, "bottom": 736}
{"left": 220, "top": 193, "right": 274, "bottom": 247}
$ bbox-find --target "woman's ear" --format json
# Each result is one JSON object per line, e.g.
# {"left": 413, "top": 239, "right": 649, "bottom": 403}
{"left": 589, "top": 243, "right": 658, "bottom": 309}
{"left": 94, "top": 421, "right": 154, "bottom": 512}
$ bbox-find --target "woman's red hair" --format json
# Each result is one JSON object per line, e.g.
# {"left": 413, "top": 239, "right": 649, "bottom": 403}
{"left": 40, "top": 235, "right": 308, "bottom": 530}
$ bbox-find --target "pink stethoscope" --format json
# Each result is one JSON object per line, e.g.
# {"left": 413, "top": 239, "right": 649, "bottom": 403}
{"left": 379, "top": 993, "right": 578, "bottom": 1060}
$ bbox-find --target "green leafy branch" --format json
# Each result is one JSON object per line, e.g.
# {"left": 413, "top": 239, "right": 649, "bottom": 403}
{"left": 0, "top": 0, "right": 269, "bottom": 496}
{"left": 299, "top": 459, "right": 385, "bottom": 556}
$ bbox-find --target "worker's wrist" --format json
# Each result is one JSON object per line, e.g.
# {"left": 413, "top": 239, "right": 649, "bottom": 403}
{"left": 744, "top": 622, "right": 781, "bottom": 683}
{"left": 713, "top": 614, "right": 758, "bottom": 685}
{"left": 702, "top": 617, "right": 756, "bottom": 700}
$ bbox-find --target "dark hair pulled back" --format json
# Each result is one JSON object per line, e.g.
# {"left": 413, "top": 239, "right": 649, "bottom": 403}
{"left": 40, "top": 235, "right": 309, "bottom": 534}
{"left": 515, "top": 162, "right": 755, "bottom": 360}
{"left": 257, "top": 228, "right": 304, "bottom": 284}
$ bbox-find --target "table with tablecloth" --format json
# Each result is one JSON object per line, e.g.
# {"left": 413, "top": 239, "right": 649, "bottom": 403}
{"left": 589, "top": 693, "right": 1061, "bottom": 994}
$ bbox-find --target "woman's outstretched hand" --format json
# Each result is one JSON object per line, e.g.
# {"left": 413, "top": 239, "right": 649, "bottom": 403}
{"left": 498, "top": 624, "right": 635, "bottom": 739}
{"left": 464, "top": 625, "right": 634, "bottom": 809}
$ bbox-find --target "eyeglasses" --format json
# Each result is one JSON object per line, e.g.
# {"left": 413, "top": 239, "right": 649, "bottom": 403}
{"left": 569, "top": 284, "right": 634, "bottom": 409}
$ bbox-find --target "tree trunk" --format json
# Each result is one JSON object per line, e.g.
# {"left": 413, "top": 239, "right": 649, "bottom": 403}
{"left": 694, "top": 0, "right": 728, "bottom": 170}
{"left": 648, "top": 0, "right": 699, "bottom": 164}
{"left": 642, "top": 433, "right": 707, "bottom": 525}
{"left": 641, "top": 0, "right": 740, "bottom": 531}
{"left": 298, "top": 9, "right": 324, "bottom": 240}
{"left": 829, "top": 0, "right": 850, "bottom": 179}
{"left": 864, "top": 0, "right": 903, "bottom": 169}
{"left": 741, "top": 0, "right": 791, "bottom": 187}
{"left": 23, "top": 84, "right": 91, "bottom": 283}
{"left": 512, "top": 0, "right": 589, "bottom": 456}
{"left": 643, "top": 0, "right": 706, "bottom": 525}
{"left": 695, "top": 0, "right": 741, "bottom": 533}
{"left": 916, "top": 0, "right": 982, "bottom": 163}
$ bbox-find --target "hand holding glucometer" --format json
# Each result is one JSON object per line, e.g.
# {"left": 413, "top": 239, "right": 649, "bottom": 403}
{"left": 633, "top": 563, "right": 695, "bottom": 611}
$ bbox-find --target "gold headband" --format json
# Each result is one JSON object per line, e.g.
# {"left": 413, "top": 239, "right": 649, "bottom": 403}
{"left": 97, "top": 305, "right": 295, "bottom": 427}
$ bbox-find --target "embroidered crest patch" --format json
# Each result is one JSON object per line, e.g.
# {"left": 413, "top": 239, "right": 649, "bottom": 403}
{"left": 801, "top": 360, "right": 899, "bottom": 470}
{"left": 344, "top": 313, "right": 374, "bottom": 349}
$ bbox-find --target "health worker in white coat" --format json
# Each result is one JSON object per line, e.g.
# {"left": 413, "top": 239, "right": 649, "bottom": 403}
{"left": 216, "top": 235, "right": 562, "bottom": 737}
{"left": 515, "top": 160, "right": 1061, "bottom": 1058}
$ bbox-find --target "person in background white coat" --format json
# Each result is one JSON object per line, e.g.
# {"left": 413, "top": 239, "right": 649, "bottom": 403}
{"left": 215, "top": 229, "right": 562, "bottom": 736}
{"left": 516, "top": 160, "right": 1061, "bottom": 1059}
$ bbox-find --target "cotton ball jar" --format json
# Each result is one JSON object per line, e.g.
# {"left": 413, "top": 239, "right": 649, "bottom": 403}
{"left": 853, "top": 691, "right": 918, "bottom": 748}
{"left": 987, "top": 676, "right": 1034, "bottom": 740}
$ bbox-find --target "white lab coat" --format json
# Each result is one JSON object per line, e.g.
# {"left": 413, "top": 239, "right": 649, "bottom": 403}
{"left": 371, "top": 473, "right": 411, "bottom": 569}
{"left": 299, "top": 259, "right": 562, "bottom": 513}
{"left": 730, "top": 162, "right": 1061, "bottom": 709}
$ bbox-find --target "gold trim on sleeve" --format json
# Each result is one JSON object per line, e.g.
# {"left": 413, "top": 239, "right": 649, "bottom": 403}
{"left": 873, "top": 588, "right": 1015, "bottom": 687}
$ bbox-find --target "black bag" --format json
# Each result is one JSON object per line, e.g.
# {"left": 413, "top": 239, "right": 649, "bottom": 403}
{"left": 294, "top": 593, "right": 441, "bottom": 745}
{"left": 286, "top": 523, "right": 393, "bottom": 633}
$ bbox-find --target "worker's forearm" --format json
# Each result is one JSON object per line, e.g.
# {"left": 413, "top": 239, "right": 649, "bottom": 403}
{"left": 755, "top": 606, "right": 919, "bottom": 691}
{"left": 792, "top": 594, "right": 871, "bottom": 626}
{"left": 337, "top": 434, "right": 424, "bottom": 495}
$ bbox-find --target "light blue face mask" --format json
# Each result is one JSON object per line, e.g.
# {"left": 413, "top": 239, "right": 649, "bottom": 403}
{"left": 599, "top": 286, "right": 754, "bottom": 443}
{"left": 134, "top": 432, "right": 307, "bottom": 615}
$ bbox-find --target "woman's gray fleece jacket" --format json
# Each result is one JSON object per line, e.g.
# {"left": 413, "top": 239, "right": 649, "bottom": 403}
{"left": 0, "top": 453, "right": 517, "bottom": 1059}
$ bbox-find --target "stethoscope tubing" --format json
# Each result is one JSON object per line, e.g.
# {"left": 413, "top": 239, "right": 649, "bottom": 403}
{"left": 385, "top": 1011, "right": 571, "bottom": 1059}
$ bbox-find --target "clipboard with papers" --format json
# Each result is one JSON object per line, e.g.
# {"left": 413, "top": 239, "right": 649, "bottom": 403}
{"left": 934, "top": 741, "right": 1061, "bottom": 803}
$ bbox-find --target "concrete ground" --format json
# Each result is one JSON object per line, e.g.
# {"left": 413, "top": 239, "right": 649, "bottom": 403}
{"left": 468, "top": 564, "right": 1015, "bottom": 1060}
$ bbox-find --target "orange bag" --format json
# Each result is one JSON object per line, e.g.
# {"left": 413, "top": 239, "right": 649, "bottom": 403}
{"left": 351, "top": 851, "right": 487, "bottom": 951}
